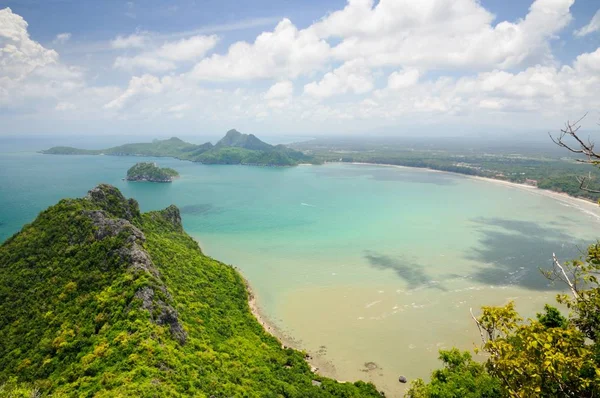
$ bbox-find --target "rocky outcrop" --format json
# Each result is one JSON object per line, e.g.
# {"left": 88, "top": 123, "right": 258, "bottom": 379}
{"left": 83, "top": 210, "right": 144, "bottom": 242}
{"left": 86, "top": 184, "right": 140, "bottom": 221}
{"left": 134, "top": 287, "right": 187, "bottom": 345}
{"left": 158, "top": 205, "right": 183, "bottom": 231}
{"left": 84, "top": 184, "right": 186, "bottom": 344}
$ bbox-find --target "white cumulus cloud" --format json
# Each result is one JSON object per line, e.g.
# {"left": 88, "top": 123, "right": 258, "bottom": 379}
{"left": 304, "top": 59, "right": 373, "bottom": 98}
{"left": 387, "top": 68, "right": 421, "bottom": 90}
{"left": 0, "top": 7, "right": 59, "bottom": 79}
{"left": 311, "top": 0, "right": 574, "bottom": 70}
{"left": 191, "top": 19, "right": 330, "bottom": 80}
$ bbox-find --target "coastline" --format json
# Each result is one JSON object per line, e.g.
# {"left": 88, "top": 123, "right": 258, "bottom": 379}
{"left": 242, "top": 277, "right": 342, "bottom": 380}
{"left": 345, "top": 161, "right": 600, "bottom": 217}
{"left": 191, "top": 233, "right": 346, "bottom": 383}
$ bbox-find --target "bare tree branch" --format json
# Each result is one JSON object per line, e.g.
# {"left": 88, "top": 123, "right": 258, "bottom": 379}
{"left": 549, "top": 113, "right": 600, "bottom": 193}
{"left": 575, "top": 173, "right": 600, "bottom": 193}
{"left": 552, "top": 253, "right": 579, "bottom": 300}
{"left": 470, "top": 307, "right": 487, "bottom": 345}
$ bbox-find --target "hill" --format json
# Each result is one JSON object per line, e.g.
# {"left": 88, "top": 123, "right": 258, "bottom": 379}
{"left": 215, "top": 129, "right": 273, "bottom": 151}
{"left": 126, "top": 162, "right": 179, "bottom": 182}
{"left": 0, "top": 185, "right": 381, "bottom": 397}
{"left": 41, "top": 131, "right": 315, "bottom": 166}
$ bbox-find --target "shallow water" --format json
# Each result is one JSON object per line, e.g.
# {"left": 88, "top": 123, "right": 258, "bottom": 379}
{"left": 1, "top": 153, "right": 598, "bottom": 396}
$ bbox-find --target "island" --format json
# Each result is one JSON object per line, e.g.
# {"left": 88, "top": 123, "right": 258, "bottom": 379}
{"left": 126, "top": 162, "right": 179, "bottom": 182}
{"left": 41, "top": 129, "right": 317, "bottom": 166}
{"left": 0, "top": 185, "right": 381, "bottom": 396}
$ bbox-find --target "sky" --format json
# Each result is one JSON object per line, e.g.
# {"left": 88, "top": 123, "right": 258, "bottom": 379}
{"left": 0, "top": 0, "right": 599, "bottom": 138}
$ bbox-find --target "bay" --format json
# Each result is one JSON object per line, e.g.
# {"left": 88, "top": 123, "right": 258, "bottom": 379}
{"left": 1, "top": 152, "right": 598, "bottom": 396}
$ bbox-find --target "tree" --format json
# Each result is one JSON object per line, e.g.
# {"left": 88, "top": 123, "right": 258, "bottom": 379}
{"left": 407, "top": 116, "right": 600, "bottom": 397}
{"left": 405, "top": 349, "right": 501, "bottom": 398}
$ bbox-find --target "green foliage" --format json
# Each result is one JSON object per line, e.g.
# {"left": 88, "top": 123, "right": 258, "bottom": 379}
{"left": 40, "top": 146, "right": 99, "bottom": 155}
{"left": 405, "top": 349, "right": 501, "bottom": 398}
{"left": 215, "top": 129, "right": 273, "bottom": 151}
{"left": 41, "top": 132, "right": 316, "bottom": 166}
{"left": 292, "top": 138, "right": 600, "bottom": 201}
{"left": 536, "top": 305, "right": 567, "bottom": 329}
{"left": 476, "top": 301, "right": 600, "bottom": 397}
{"left": 126, "top": 162, "right": 179, "bottom": 182}
{"left": 0, "top": 378, "right": 45, "bottom": 398}
{"left": 553, "top": 243, "right": 600, "bottom": 341}
{"left": 0, "top": 185, "right": 380, "bottom": 397}
{"left": 195, "top": 146, "right": 306, "bottom": 166}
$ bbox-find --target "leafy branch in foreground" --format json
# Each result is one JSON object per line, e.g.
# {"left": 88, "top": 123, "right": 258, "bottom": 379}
{"left": 407, "top": 116, "right": 600, "bottom": 397}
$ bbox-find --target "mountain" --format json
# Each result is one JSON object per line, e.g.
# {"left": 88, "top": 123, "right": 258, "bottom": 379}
{"left": 0, "top": 185, "right": 380, "bottom": 396}
{"left": 41, "top": 131, "right": 316, "bottom": 166}
{"left": 215, "top": 129, "right": 273, "bottom": 151}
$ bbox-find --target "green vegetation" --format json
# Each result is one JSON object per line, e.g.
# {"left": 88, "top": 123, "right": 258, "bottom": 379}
{"left": 406, "top": 349, "right": 502, "bottom": 398}
{"left": 405, "top": 122, "right": 600, "bottom": 397}
{"left": 291, "top": 137, "right": 600, "bottom": 201}
{"left": 126, "top": 162, "right": 179, "bottom": 182}
{"left": 0, "top": 185, "right": 380, "bottom": 397}
{"left": 407, "top": 293, "right": 600, "bottom": 397}
{"left": 41, "top": 130, "right": 316, "bottom": 167}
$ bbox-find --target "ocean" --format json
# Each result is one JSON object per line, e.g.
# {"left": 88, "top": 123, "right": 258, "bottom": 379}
{"left": 1, "top": 151, "right": 598, "bottom": 396}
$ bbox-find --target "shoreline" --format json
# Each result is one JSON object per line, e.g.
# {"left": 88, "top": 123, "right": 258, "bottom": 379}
{"left": 242, "top": 277, "right": 343, "bottom": 380}
{"left": 343, "top": 161, "right": 600, "bottom": 217}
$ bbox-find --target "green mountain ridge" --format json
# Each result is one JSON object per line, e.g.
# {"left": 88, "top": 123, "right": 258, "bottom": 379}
{"left": 0, "top": 184, "right": 381, "bottom": 397}
{"left": 41, "top": 131, "right": 315, "bottom": 166}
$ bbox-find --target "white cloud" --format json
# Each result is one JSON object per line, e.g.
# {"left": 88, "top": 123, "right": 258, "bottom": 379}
{"left": 574, "top": 9, "right": 600, "bottom": 37}
{"left": 53, "top": 32, "right": 71, "bottom": 44}
{"left": 168, "top": 103, "right": 191, "bottom": 112}
{"left": 104, "top": 74, "right": 165, "bottom": 110}
{"left": 156, "top": 35, "right": 217, "bottom": 61}
{"left": 264, "top": 81, "right": 293, "bottom": 99}
{"left": 304, "top": 59, "right": 373, "bottom": 98}
{"left": 311, "top": 0, "right": 573, "bottom": 70}
{"left": 1, "top": 3, "right": 599, "bottom": 135}
{"left": 387, "top": 68, "right": 420, "bottom": 90}
{"left": 55, "top": 101, "right": 75, "bottom": 111}
{"left": 369, "top": 47, "right": 600, "bottom": 118}
{"left": 191, "top": 19, "right": 330, "bottom": 80}
{"left": 0, "top": 7, "right": 89, "bottom": 109}
{"left": 264, "top": 80, "right": 294, "bottom": 108}
{"left": 0, "top": 7, "right": 59, "bottom": 79}
{"left": 110, "top": 33, "right": 148, "bottom": 49}
{"left": 113, "top": 35, "right": 218, "bottom": 72}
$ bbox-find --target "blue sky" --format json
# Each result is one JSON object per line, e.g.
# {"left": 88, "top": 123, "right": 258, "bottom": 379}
{"left": 1, "top": 0, "right": 599, "bottom": 137}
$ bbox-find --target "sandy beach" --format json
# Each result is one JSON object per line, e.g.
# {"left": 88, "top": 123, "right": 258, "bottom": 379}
{"left": 243, "top": 277, "right": 343, "bottom": 380}
{"left": 347, "top": 161, "right": 600, "bottom": 218}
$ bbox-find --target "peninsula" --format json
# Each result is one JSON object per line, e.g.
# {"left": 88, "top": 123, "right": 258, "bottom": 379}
{"left": 126, "top": 162, "right": 179, "bottom": 182}
{"left": 0, "top": 184, "right": 380, "bottom": 396}
{"left": 41, "top": 129, "right": 316, "bottom": 167}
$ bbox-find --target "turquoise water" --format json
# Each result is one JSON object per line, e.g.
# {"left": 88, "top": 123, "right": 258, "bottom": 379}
{"left": 2, "top": 152, "right": 599, "bottom": 395}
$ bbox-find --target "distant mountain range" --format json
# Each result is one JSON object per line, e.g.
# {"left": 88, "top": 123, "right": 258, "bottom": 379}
{"left": 41, "top": 129, "right": 316, "bottom": 166}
